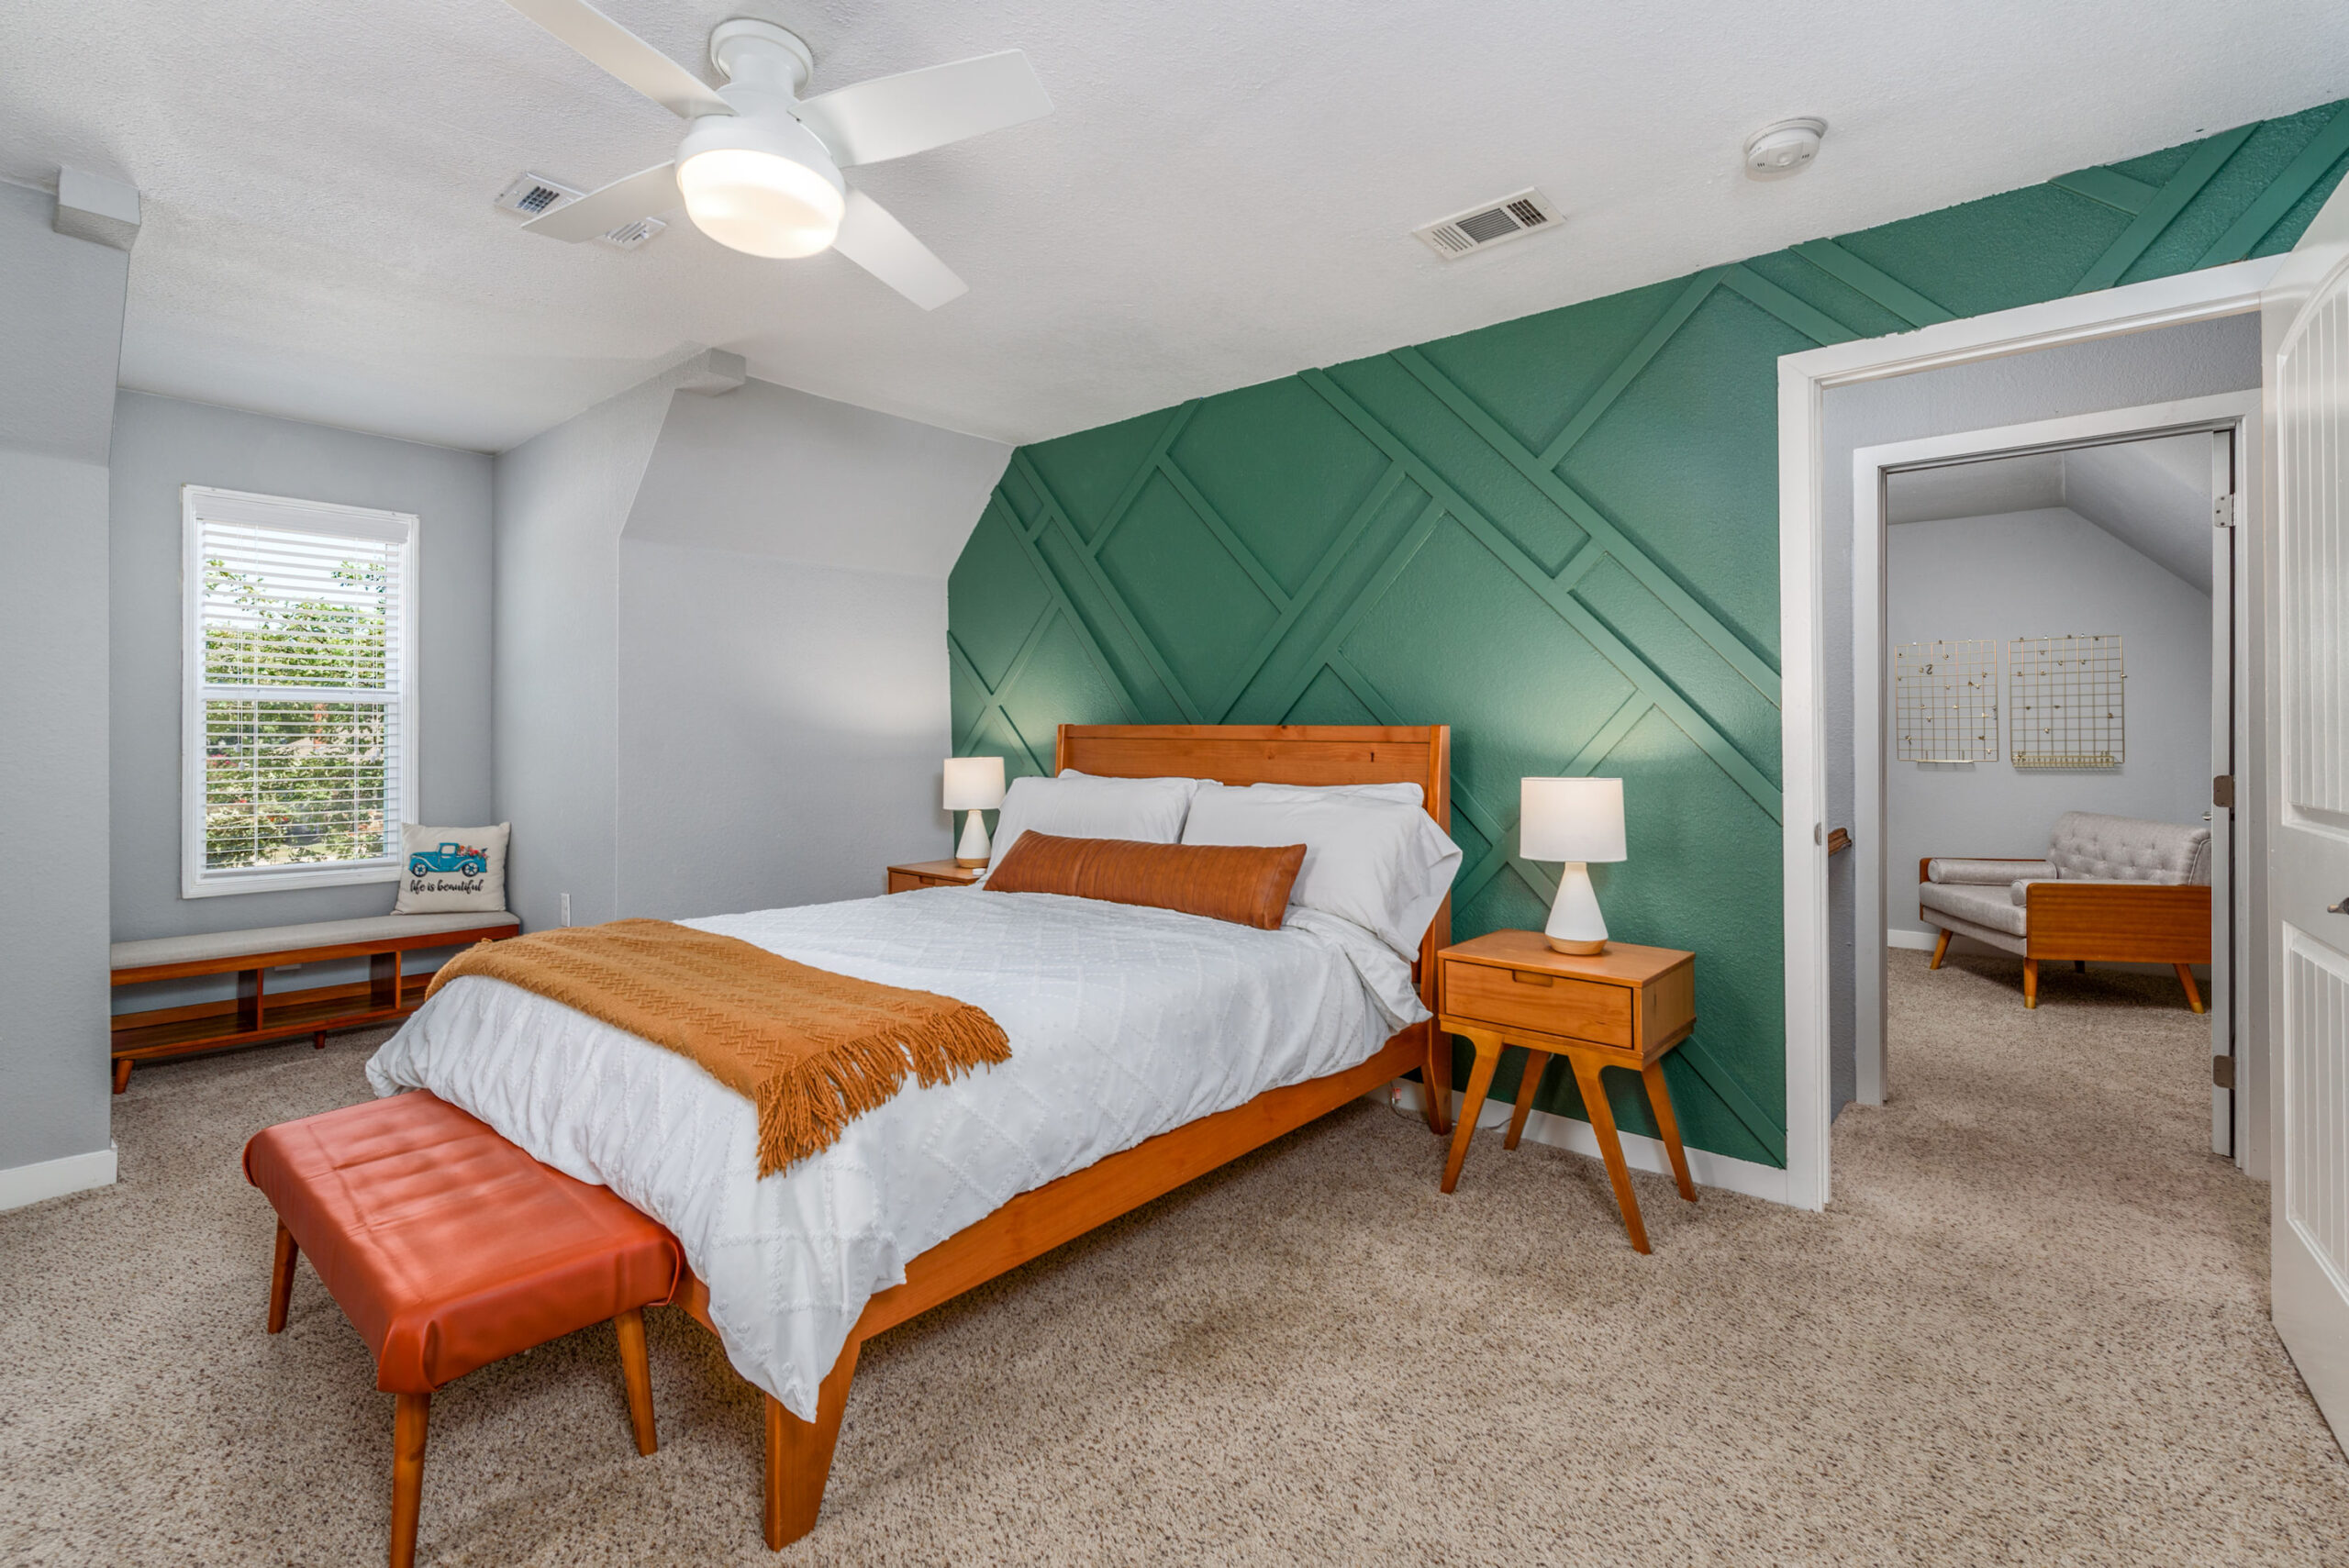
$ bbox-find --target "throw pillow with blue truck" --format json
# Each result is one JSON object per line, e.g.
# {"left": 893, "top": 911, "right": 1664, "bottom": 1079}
{"left": 393, "top": 822, "right": 510, "bottom": 916}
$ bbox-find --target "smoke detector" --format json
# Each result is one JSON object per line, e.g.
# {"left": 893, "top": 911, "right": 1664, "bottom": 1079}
{"left": 1412, "top": 188, "right": 1564, "bottom": 260}
{"left": 1744, "top": 118, "right": 1826, "bottom": 180}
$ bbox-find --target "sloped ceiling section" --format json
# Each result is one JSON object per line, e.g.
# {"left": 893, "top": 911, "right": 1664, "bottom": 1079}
{"left": 7, "top": 0, "right": 2349, "bottom": 449}
{"left": 949, "top": 103, "right": 2349, "bottom": 1168}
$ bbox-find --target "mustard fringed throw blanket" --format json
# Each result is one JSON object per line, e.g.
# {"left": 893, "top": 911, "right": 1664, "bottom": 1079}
{"left": 427, "top": 919, "right": 1010, "bottom": 1177}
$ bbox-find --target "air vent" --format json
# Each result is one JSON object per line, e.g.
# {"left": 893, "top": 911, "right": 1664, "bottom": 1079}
{"left": 494, "top": 172, "right": 582, "bottom": 217}
{"left": 1413, "top": 188, "right": 1563, "bottom": 260}
{"left": 596, "top": 217, "right": 666, "bottom": 250}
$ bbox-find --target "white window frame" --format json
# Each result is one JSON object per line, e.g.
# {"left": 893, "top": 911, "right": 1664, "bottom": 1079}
{"left": 181, "top": 485, "right": 420, "bottom": 897}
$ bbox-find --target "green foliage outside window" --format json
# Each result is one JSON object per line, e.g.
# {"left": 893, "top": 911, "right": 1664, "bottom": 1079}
{"left": 202, "top": 555, "right": 395, "bottom": 871}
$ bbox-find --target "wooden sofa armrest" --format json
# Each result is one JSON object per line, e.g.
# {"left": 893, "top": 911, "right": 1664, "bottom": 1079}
{"left": 2023, "top": 882, "right": 2211, "bottom": 963}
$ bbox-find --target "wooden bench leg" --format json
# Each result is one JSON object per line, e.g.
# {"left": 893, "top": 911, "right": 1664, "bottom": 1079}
{"left": 614, "top": 1307, "right": 657, "bottom": 1456}
{"left": 1929, "top": 929, "right": 1952, "bottom": 970}
{"left": 764, "top": 1338, "right": 861, "bottom": 1549}
{"left": 2176, "top": 963, "right": 2207, "bottom": 1014}
{"left": 112, "top": 1058, "right": 132, "bottom": 1095}
{"left": 2023, "top": 959, "right": 2039, "bottom": 1009}
{"left": 390, "top": 1391, "right": 429, "bottom": 1568}
{"left": 268, "top": 1220, "right": 298, "bottom": 1333}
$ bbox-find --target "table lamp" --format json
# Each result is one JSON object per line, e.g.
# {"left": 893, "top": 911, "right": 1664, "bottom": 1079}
{"left": 943, "top": 756, "right": 1007, "bottom": 867}
{"left": 1520, "top": 777, "right": 1626, "bottom": 954}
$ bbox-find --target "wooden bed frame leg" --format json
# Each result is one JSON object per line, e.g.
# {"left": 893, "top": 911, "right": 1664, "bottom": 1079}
{"left": 267, "top": 1220, "right": 298, "bottom": 1333}
{"left": 1928, "top": 929, "right": 1951, "bottom": 971}
{"left": 614, "top": 1307, "right": 657, "bottom": 1456}
{"left": 2022, "top": 959, "right": 2039, "bottom": 1009}
{"left": 112, "top": 1057, "right": 132, "bottom": 1095}
{"left": 2176, "top": 963, "right": 2206, "bottom": 1014}
{"left": 763, "top": 1338, "right": 861, "bottom": 1549}
{"left": 1419, "top": 1021, "right": 1452, "bottom": 1137}
{"left": 390, "top": 1391, "right": 429, "bottom": 1568}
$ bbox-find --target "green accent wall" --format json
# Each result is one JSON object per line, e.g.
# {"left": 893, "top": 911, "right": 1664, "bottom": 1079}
{"left": 949, "top": 100, "right": 2349, "bottom": 1168}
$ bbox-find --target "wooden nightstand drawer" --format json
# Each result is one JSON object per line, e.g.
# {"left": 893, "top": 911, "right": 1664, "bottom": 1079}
{"left": 1442, "top": 959, "right": 1631, "bottom": 1047}
{"left": 886, "top": 860, "right": 983, "bottom": 895}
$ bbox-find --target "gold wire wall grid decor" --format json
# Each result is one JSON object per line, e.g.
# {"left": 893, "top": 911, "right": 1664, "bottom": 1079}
{"left": 1893, "top": 639, "right": 2000, "bottom": 763}
{"left": 2008, "top": 633, "right": 2123, "bottom": 768}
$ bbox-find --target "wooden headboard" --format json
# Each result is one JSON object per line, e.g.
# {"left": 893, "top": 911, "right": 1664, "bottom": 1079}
{"left": 1054, "top": 724, "right": 1452, "bottom": 1006}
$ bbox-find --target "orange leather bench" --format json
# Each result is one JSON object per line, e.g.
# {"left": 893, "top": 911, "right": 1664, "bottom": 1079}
{"left": 243, "top": 1091, "right": 682, "bottom": 1568}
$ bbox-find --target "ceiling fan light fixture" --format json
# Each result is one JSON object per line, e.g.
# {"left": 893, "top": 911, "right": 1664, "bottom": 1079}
{"left": 675, "top": 106, "right": 845, "bottom": 259}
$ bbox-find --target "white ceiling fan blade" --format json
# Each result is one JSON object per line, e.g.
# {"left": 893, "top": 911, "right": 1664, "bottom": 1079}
{"left": 796, "top": 50, "right": 1051, "bottom": 167}
{"left": 502, "top": 0, "right": 733, "bottom": 119}
{"left": 522, "top": 162, "right": 679, "bottom": 241}
{"left": 831, "top": 188, "right": 967, "bottom": 309}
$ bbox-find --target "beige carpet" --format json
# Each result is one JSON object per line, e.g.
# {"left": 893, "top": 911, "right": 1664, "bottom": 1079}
{"left": 5, "top": 950, "right": 2345, "bottom": 1564}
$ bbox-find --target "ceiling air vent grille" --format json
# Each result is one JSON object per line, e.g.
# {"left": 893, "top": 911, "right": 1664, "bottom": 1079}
{"left": 1413, "top": 188, "right": 1563, "bottom": 260}
{"left": 596, "top": 217, "right": 666, "bottom": 250}
{"left": 494, "top": 172, "right": 582, "bottom": 217}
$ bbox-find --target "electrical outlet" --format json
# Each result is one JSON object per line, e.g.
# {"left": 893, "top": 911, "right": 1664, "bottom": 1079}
{"left": 560, "top": 893, "right": 572, "bottom": 928}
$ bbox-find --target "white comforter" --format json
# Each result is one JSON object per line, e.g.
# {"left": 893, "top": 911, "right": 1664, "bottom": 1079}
{"left": 365, "top": 885, "right": 1422, "bottom": 1419}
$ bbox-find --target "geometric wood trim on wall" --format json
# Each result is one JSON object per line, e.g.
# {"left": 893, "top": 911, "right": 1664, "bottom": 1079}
{"left": 951, "top": 99, "right": 2349, "bottom": 1168}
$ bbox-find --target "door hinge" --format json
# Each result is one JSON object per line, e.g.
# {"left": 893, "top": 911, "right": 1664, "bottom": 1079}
{"left": 2214, "top": 774, "right": 2235, "bottom": 809}
{"left": 2213, "top": 1055, "right": 2236, "bottom": 1090}
{"left": 2214, "top": 494, "right": 2237, "bottom": 528}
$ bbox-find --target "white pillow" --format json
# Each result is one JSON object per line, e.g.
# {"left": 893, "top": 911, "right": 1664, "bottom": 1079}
{"left": 393, "top": 822, "right": 510, "bottom": 915}
{"left": 1180, "top": 782, "right": 1461, "bottom": 958}
{"left": 985, "top": 770, "right": 1201, "bottom": 870}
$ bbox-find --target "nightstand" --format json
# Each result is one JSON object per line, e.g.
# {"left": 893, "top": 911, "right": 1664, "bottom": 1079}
{"left": 885, "top": 859, "right": 984, "bottom": 895}
{"left": 1436, "top": 930, "right": 1697, "bottom": 1252}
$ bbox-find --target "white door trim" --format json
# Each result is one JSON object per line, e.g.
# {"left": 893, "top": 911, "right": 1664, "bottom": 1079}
{"left": 1776, "top": 254, "right": 2281, "bottom": 1211}
{"left": 1847, "top": 393, "right": 2258, "bottom": 1113}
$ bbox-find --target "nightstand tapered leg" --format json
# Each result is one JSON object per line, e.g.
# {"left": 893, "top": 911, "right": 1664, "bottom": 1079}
{"left": 1440, "top": 1032, "right": 1503, "bottom": 1194}
{"left": 1420, "top": 1020, "right": 1452, "bottom": 1137}
{"left": 1639, "top": 1062, "right": 1696, "bottom": 1203}
{"left": 1569, "top": 1053, "right": 1649, "bottom": 1253}
{"left": 1505, "top": 1050, "right": 1551, "bottom": 1151}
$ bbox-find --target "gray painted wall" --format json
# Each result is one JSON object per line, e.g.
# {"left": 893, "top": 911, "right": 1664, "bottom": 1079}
{"left": 109, "top": 393, "right": 495, "bottom": 940}
{"left": 1885, "top": 506, "right": 2212, "bottom": 940}
{"left": 106, "top": 392, "right": 495, "bottom": 1012}
{"left": 0, "top": 181, "right": 127, "bottom": 1173}
{"left": 496, "top": 369, "right": 1008, "bottom": 935}
{"left": 1820, "top": 311, "right": 2259, "bottom": 1113}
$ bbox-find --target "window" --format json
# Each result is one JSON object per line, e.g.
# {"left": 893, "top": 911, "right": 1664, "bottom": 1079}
{"left": 182, "top": 486, "right": 417, "bottom": 896}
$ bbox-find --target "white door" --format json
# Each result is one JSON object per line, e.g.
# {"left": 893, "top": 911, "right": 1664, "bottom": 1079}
{"left": 2266, "top": 230, "right": 2349, "bottom": 1436}
{"left": 2211, "top": 429, "right": 2236, "bottom": 1159}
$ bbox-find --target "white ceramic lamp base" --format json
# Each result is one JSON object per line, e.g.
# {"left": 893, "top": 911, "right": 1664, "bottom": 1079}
{"left": 955, "top": 808, "right": 992, "bottom": 868}
{"left": 1544, "top": 862, "right": 1608, "bottom": 954}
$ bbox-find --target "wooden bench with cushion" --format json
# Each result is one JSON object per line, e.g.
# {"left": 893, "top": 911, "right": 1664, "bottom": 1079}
{"left": 243, "top": 1090, "right": 682, "bottom": 1568}
{"left": 110, "top": 912, "right": 519, "bottom": 1092}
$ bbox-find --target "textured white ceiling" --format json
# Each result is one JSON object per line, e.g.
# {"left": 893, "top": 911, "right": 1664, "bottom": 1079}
{"left": 6, "top": 0, "right": 2349, "bottom": 452}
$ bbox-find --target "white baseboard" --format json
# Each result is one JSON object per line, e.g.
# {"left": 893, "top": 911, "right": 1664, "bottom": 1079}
{"left": 1887, "top": 928, "right": 1941, "bottom": 951}
{"left": 1367, "top": 1084, "right": 1792, "bottom": 1207}
{"left": 0, "top": 1142, "right": 117, "bottom": 1212}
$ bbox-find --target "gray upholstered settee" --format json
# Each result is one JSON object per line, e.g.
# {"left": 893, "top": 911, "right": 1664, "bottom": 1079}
{"left": 1917, "top": 810, "right": 2212, "bottom": 1010}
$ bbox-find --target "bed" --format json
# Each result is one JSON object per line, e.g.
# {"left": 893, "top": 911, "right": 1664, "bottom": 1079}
{"left": 366, "top": 722, "right": 1454, "bottom": 1548}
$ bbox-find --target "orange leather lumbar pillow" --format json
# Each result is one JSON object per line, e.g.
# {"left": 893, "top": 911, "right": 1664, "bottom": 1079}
{"left": 984, "top": 832, "right": 1306, "bottom": 929}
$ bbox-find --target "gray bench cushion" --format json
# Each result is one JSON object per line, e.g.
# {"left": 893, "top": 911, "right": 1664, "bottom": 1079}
{"left": 112, "top": 912, "right": 516, "bottom": 972}
{"left": 1926, "top": 857, "right": 2057, "bottom": 885}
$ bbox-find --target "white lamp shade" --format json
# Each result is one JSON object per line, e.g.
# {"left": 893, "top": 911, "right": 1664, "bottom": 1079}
{"left": 1520, "top": 777, "right": 1625, "bottom": 863}
{"left": 943, "top": 756, "right": 1007, "bottom": 812}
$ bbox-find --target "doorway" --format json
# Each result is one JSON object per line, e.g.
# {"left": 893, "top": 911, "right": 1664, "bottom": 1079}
{"left": 1849, "top": 402, "right": 2252, "bottom": 1162}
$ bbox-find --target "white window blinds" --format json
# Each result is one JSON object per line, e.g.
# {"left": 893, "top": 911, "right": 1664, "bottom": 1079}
{"left": 182, "top": 487, "right": 417, "bottom": 896}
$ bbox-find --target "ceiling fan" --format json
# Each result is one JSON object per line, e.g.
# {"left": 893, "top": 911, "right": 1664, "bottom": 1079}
{"left": 499, "top": 0, "right": 1053, "bottom": 308}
